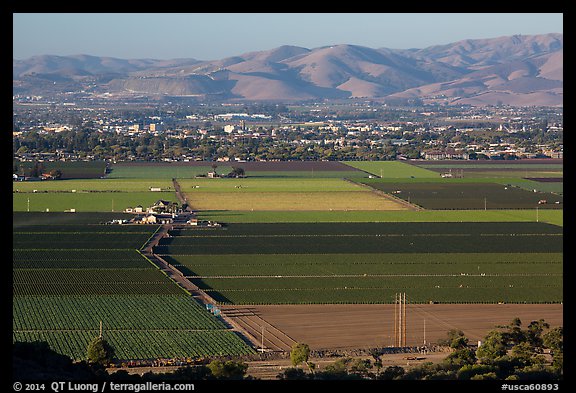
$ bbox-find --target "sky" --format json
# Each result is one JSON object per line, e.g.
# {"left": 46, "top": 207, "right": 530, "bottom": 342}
{"left": 13, "top": 13, "right": 563, "bottom": 60}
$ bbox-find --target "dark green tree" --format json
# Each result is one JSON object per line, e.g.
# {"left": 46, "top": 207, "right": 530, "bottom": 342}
{"left": 290, "top": 342, "right": 311, "bottom": 369}
{"left": 378, "top": 365, "right": 405, "bottom": 380}
{"left": 207, "top": 359, "right": 248, "bottom": 380}
{"left": 86, "top": 336, "right": 115, "bottom": 366}
{"left": 476, "top": 330, "right": 508, "bottom": 362}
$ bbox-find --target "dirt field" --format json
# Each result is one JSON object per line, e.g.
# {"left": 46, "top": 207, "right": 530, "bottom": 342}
{"left": 114, "top": 160, "right": 360, "bottom": 171}
{"left": 220, "top": 303, "right": 563, "bottom": 350}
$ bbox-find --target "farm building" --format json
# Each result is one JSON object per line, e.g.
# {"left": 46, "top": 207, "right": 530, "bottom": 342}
{"left": 125, "top": 205, "right": 144, "bottom": 213}
{"left": 147, "top": 200, "right": 179, "bottom": 214}
{"left": 135, "top": 214, "right": 174, "bottom": 224}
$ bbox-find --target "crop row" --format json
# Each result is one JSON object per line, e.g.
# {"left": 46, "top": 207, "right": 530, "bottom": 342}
{"left": 13, "top": 329, "right": 255, "bottom": 361}
{"left": 13, "top": 282, "right": 185, "bottom": 296}
{"left": 155, "top": 233, "right": 563, "bottom": 254}
{"left": 13, "top": 224, "right": 156, "bottom": 233}
{"left": 168, "top": 222, "right": 563, "bottom": 237}
{"left": 13, "top": 232, "right": 153, "bottom": 250}
{"left": 174, "top": 262, "right": 562, "bottom": 278}
{"left": 165, "top": 252, "right": 562, "bottom": 277}
{"left": 191, "top": 275, "right": 561, "bottom": 291}
{"left": 360, "top": 181, "right": 563, "bottom": 210}
{"left": 13, "top": 249, "right": 152, "bottom": 269}
{"left": 13, "top": 268, "right": 172, "bottom": 285}
{"left": 13, "top": 295, "right": 226, "bottom": 331}
{"left": 205, "top": 286, "right": 563, "bottom": 305}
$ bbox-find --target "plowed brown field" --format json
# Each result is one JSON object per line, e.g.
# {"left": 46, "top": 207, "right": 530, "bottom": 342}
{"left": 220, "top": 303, "right": 562, "bottom": 350}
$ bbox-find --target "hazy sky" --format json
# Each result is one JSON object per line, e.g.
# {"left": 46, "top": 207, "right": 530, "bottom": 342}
{"left": 13, "top": 13, "right": 563, "bottom": 60}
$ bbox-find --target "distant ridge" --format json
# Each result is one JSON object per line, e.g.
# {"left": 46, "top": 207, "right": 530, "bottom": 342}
{"left": 13, "top": 33, "right": 562, "bottom": 106}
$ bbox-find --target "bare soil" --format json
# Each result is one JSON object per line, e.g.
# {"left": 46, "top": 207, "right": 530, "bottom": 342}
{"left": 220, "top": 303, "right": 563, "bottom": 350}
{"left": 114, "top": 161, "right": 360, "bottom": 171}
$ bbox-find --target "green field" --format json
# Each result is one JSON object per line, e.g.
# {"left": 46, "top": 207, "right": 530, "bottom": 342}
{"left": 13, "top": 179, "right": 174, "bottom": 192}
{"left": 343, "top": 161, "right": 440, "bottom": 178}
{"left": 196, "top": 209, "right": 563, "bottom": 226}
{"left": 359, "top": 181, "right": 563, "bottom": 210}
{"left": 13, "top": 191, "right": 177, "bottom": 212}
{"left": 12, "top": 216, "right": 256, "bottom": 361}
{"left": 13, "top": 159, "right": 563, "bottom": 357}
{"left": 156, "top": 222, "right": 563, "bottom": 304}
{"left": 180, "top": 177, "right": 408, "bottom": 211}
{"left": 165, "top": 253, "right": 562, "bottom": 277}
{"left": 14, "top": 330, "right": 254, "bottom": 361}
{"left": 179, "top": 178, "right": 364, "bottom": 192}
{"left": 13, "top": 177, "right": 178, "bottom": 213}
{"left": 14, "top": 160, "right": 106, "bottom": 179}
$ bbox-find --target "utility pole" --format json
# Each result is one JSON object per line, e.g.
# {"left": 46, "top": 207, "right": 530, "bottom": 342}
{"left": 99, "top": 320, "right": 103, "bottom": 338}
{"left": 261, "top": 325, "right": 265, "bottom": 352}
{"left": 402, "top": 292, "right": 406, "bottom": 347}
{"left": 394, "top": 293, "right": 398, "bottom": 347}
{"left": 394, "top": 292, "right": 407, "bottom": 347}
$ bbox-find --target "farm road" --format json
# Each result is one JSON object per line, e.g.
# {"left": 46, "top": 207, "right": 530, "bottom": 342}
{"left": 141, "top": 223, "right": 266, "bottom": 351}
{"left": 172, "top": 179, "right": 192, "bottom": 211}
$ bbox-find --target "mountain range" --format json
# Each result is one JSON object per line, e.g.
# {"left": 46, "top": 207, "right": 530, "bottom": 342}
{"left": 13, "top": 33, "right": 563, "bottom": 106}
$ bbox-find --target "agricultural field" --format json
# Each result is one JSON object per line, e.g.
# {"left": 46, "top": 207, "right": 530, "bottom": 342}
{"left": 14, "top": 160, "right": 107, "bottom": 179}
{"left": 195, "top": 209, "right": 563, "bottom": 226}
{"left": 180, "top": 178, "right": 408, "bottom": 211}
{"left": 109, "top": 160, "right": 363, "bottom": 179}
{"left": 155, "top": 222, "right": 563, "bottom": 304}
{"left": 409, "top": 158, "right": 563, "bottom": 176}
{"left": 342, "top": 161, "right": 439, "bottom": 178}
{"left": 12, "top": 213, "right": 255, "bottom": 361}
{"left": 12, "top": 159, "right": 563, "bottom": 360}
{"left": 13, "top": 177, "right": 177, "bottom": 212}
{"left": 408, "top": 159, "right": 563, "bottom": 194}
{"left": 359, "top": 180, "right": 563, "bottom": 210}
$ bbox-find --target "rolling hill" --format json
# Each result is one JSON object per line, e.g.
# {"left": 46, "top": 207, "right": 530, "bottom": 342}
{"left": 13, "top": 33, "right": 562, "bottom": 106}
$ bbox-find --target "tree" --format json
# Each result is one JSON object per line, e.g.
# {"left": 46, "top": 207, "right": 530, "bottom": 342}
{"left": 207, "top": 359, "right": 248, "bottom": 380}
{"left": 444, "top": 347, "right": 477, "bottom": 368}
{"left": 525, "top": 319, "right": 550, "bottom": 350}
{"left": 86, "top": 336, "right": 114, "bottom": 366}
{"left": 290, "top": 342, "right": 311, "bottom": 370}
{"left": 49, "top": 169, "right": 63, "bottom": 179}
{"left": 277, "top": 368, "right": 310, "bottom": 380}
{"left": 348, "top": 358, "right": 373, "bottom": 378}
{"left": 543, "top": 326, "right": 563, "bottom": 355}
{"left": 510, "top": 342, "right": 546, "bottom": 368}
{"left": 229, "top": 166, "right": 245, "bottom": 178}
{"left": 476, "top": 330, "right": 507, "bottom": 362}
{"left": 439, "top": 329, "right": 468, "bottom": 349}
{"left": 456, "top": 364, "right": 497, "bottom": 380}
{"left": 30, "top": 161, "right": 45, "bottom": 177}
{"left": 368, "top": 348, "right": 383, "bottom": 376}
{"left": 379, "top": 365, "right": 405, "bottom": 380}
